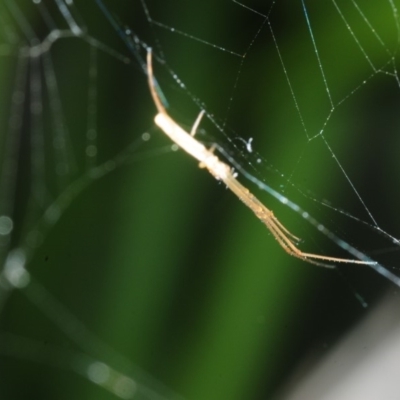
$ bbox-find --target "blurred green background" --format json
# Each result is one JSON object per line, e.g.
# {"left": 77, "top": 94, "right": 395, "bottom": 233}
{"left": 0, "top": 1, "right": 400, "bottom": 399}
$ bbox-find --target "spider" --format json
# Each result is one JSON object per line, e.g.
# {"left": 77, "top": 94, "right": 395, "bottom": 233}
{"left": 146, "top": 48, "right": 375, "bottom": 268}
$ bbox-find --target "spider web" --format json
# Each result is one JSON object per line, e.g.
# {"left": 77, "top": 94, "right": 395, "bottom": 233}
{"left": 1, "top": 1, "right": 400, "bottom": 399}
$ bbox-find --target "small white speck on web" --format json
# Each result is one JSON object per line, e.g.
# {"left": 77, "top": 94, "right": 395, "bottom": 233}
{"left": 238, "top": 137, "right": 254, "bottom": 153}
{"left": 246, "top": 137, "right": 253, "bottom": 153}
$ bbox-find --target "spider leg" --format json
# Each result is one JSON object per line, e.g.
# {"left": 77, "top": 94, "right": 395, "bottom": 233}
{"left": 264, "top": 216, "right": 336, "bottom": 268}
{"left": 190, "top": 110, "right": 205, "bottom": 136}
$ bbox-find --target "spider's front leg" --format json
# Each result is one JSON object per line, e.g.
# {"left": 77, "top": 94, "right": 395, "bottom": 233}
{"left": 190, "top": 110, "right": 205, "bottom": 136}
